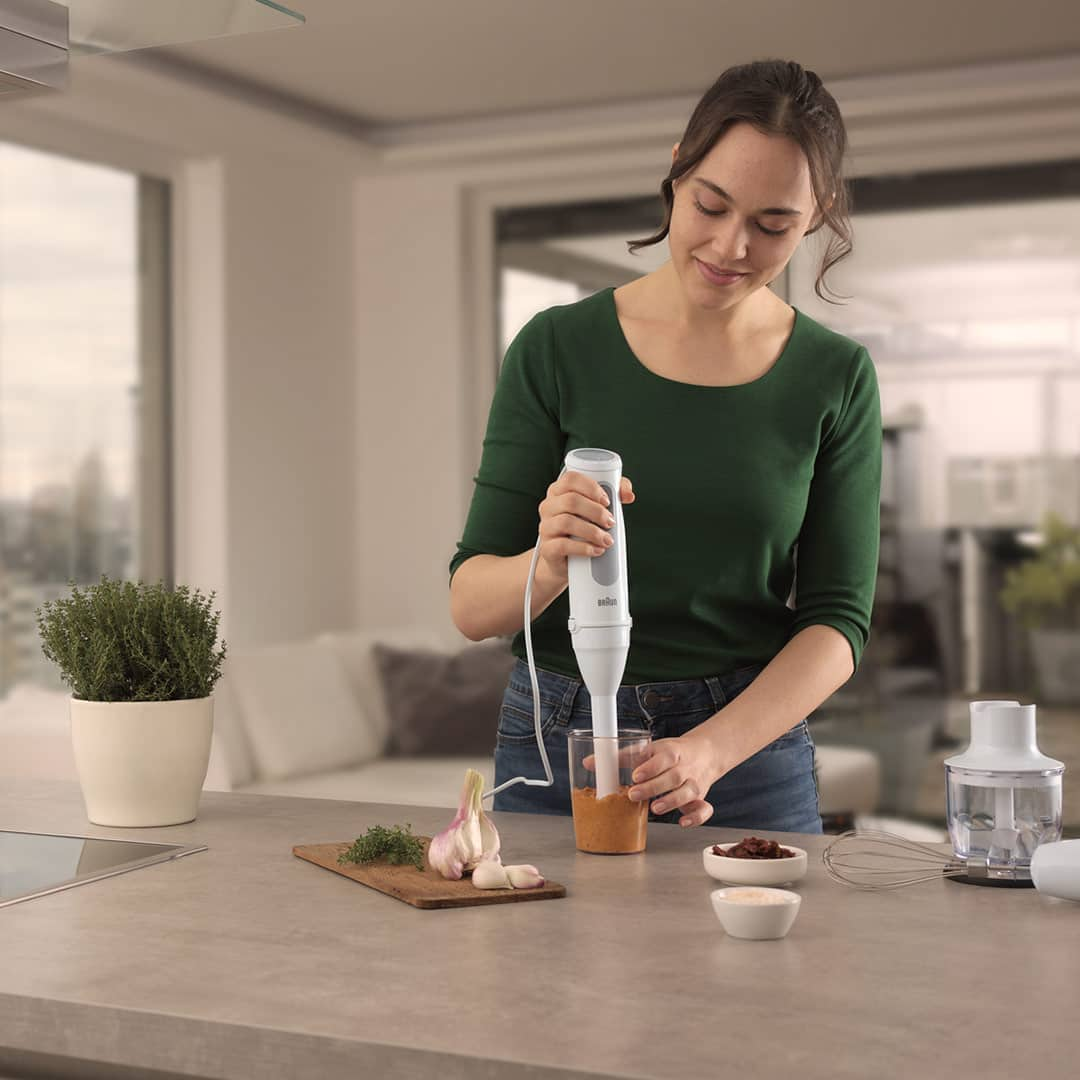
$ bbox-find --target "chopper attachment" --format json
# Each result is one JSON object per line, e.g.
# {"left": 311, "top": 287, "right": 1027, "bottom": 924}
{"left": 944, "top": 701, "right": 1064, "bottom": 874}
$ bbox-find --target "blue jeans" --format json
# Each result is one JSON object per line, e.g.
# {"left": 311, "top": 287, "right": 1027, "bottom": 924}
{"left": 493, "top": 658, "right": 822, "bottom": 833}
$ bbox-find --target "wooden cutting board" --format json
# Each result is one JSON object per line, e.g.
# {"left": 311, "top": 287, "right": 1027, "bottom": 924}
{"left": 292, "top": 839, "right": 567, "bottom": 909}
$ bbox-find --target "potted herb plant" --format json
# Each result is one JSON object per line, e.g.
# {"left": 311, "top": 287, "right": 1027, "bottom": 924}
{"left": 1000, "top": 513, "right": 1080, "bottom": 705}
{"left": 37, "top": 577, "right": 227, "bottom": 827}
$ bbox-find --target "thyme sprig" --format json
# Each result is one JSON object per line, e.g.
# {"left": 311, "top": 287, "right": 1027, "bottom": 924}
{"left": 36, "top": 577, "right": 226, "bottom": 701}
{"left": 338, "top": 824, "right": 425, "bottom": 871}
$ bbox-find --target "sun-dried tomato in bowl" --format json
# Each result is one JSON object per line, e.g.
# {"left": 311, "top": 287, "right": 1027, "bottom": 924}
{"left": 713, "top": 836, "right": 797, "bottom": 859}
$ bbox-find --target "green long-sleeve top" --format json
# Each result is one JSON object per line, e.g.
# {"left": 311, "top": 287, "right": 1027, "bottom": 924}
{"left": 449, "top": 287, "right": 881, "bottom": 683}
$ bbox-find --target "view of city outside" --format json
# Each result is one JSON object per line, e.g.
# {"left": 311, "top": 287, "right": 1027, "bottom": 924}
{"left": 0, "top": 143, "right": 139, "bottom": 700}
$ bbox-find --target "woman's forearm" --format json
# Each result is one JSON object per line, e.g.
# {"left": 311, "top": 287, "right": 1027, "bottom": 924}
{"left": 450, "top": 551, "right": 568, "bottom": 641}
{"left": 687, "top": 624, "right": 856, "bottom": 776}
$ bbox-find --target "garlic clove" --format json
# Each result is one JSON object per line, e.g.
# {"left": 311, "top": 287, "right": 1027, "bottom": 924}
{"left": 471, "top": 858, "right": 512, "bottom": 889}
{"left": 505, "top": 864, "right": 545, "bottom": 889}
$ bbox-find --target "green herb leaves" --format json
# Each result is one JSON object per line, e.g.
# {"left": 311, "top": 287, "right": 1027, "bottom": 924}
{"left": 338, "top": 824, "right": 425, "bottom": 871}
{"left": 1001, "top": 512, "right": 1080, "bottom": 630}
{"left": 36, "top": 577, "right": 227, "bottom": 702}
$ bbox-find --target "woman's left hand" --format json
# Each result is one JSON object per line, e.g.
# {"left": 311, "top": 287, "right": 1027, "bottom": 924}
{"left": 627, "top": 729, "right": 723, "bottom": 827}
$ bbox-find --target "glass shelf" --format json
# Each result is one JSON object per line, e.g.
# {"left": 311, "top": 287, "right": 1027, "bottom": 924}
{"left": 64, "top": 0, "right": 305, "bottom": 57}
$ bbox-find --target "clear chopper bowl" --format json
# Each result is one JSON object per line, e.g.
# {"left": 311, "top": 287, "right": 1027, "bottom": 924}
{"left": 946, "top": 764, "right": 1062, "bottom": 869}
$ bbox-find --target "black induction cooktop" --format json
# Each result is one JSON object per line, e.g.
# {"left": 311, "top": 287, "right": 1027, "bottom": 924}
{"left": 0, "top": 829, "right": 206, "bottom": 908}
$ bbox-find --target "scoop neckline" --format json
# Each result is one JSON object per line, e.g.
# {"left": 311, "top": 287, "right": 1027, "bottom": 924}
{"left": 604, "top": 286, "right": 802, "bottom": 391}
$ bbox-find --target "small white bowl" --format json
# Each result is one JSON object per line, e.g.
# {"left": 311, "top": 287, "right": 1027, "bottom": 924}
{"left": 710, "top": 887, "right": 802, "bottom": 940}
{"left": 702, "top": 842, "right": 808, "bottom": 886}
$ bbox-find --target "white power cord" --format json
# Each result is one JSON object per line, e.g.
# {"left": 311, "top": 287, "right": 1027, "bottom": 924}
{"left": 482, "top": 533, "right": 554, "bottom": 801}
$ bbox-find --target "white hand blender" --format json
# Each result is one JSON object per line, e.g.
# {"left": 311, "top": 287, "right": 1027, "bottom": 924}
{"left": 563, "top": 448, "right": 631, "bottom": 799}
{"left": 484, "top": 448, "right": 632, "bottom": 804}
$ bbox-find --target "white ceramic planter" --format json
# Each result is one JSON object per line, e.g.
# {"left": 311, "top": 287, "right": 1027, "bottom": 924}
{"left": 70, "top": 697, "right": 214, "bottom": 827}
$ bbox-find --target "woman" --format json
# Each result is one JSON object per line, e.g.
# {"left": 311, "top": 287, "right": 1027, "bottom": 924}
{"left": 448, "top": 59, "right": 881, "bottom": 834}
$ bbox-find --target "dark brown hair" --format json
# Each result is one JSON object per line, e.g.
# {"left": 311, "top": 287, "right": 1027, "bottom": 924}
{"left": 629, "top": 59, "right": 852, "bottom": 303}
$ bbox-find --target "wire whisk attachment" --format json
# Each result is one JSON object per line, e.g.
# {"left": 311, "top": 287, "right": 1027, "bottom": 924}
{"left": 823, "top": 828, "right": 977, "bottom": 890}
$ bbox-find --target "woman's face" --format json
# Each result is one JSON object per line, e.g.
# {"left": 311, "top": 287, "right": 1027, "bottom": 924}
{"left": 667, "top": 122, "right": 820, "bottom": 313}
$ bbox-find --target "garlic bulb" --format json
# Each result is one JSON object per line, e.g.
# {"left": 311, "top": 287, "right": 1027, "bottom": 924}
{"left": 427, "top": 768, "right": 501, "bottom": 880}
{"left": 505, "top": 864, "right": 545, "bottom": 889}
{"left": 471, "top": 859, "right": 512, "bottom": 889}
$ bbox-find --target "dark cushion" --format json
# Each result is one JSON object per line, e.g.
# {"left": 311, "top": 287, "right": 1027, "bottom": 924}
{"left": 373, "top": 640, "right": 516, "bottom": 756}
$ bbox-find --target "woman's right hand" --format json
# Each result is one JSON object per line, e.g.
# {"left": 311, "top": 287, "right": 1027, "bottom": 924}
{"left": 536, "top": 470, "right": 635, "bottom": 584}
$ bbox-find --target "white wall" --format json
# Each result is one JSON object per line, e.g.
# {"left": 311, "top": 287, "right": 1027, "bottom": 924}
{"left": 218, "top": 156, "right": 358, "bottom": 645}
{"left": 353, "top": 173, "right": 466, "bottom": 630}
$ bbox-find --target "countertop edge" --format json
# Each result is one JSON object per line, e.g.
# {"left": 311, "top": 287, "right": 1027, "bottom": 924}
{"left": 0, "top": 992, "right": 630, "bottom": 1080}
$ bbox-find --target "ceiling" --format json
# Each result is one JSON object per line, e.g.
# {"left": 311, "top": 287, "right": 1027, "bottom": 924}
{"left": 138, "top": 0, "right": 1080, "bottom": 134}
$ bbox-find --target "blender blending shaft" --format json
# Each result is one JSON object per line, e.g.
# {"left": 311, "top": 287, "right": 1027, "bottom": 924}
{"left": 589, "top": 695, "right": 620, "bottom": 798}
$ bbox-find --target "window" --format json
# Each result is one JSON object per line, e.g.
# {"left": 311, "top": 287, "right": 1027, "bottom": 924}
{"left": 0, "top": 142, "right": 171, "bottom": 700}
{"left": 788, "top": 160, "right": 1080, "bottom": 696}
{"left": 490, "top": 162, "right": 1080, "bottom": 700}
{"left": 496, "top": 196, "right": 666, "bottom": 365}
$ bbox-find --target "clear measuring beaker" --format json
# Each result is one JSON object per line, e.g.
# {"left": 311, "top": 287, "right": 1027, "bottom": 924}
{"left": 568, "top": 728, "right": 652, "bottom": 854}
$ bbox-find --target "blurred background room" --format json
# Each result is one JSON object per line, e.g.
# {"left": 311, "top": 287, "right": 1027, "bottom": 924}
{"left": 1, "top": 0, "right": 1079, "bottom": 836}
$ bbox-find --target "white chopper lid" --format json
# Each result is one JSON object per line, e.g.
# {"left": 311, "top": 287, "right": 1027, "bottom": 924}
{"left": 945, "top": 700, "right": 1064, "bottom": 774}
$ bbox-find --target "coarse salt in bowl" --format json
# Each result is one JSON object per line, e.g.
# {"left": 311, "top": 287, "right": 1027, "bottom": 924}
{"left": 710, "top": 886, "right": 802, "bottom": 940}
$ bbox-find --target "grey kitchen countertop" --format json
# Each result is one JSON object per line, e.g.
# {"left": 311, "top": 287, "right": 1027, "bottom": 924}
{"left": 0, "top": 778, "right": 1077, "bottom": 1080}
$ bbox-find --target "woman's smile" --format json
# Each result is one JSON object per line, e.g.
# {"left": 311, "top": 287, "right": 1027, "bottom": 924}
{"left": 694, "top": 258, "right": 749, "bottom": 287}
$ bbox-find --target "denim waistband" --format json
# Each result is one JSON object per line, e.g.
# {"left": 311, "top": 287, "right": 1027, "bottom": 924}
{"left": 507, "top": 657, "right": 764, "bottom": 719}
